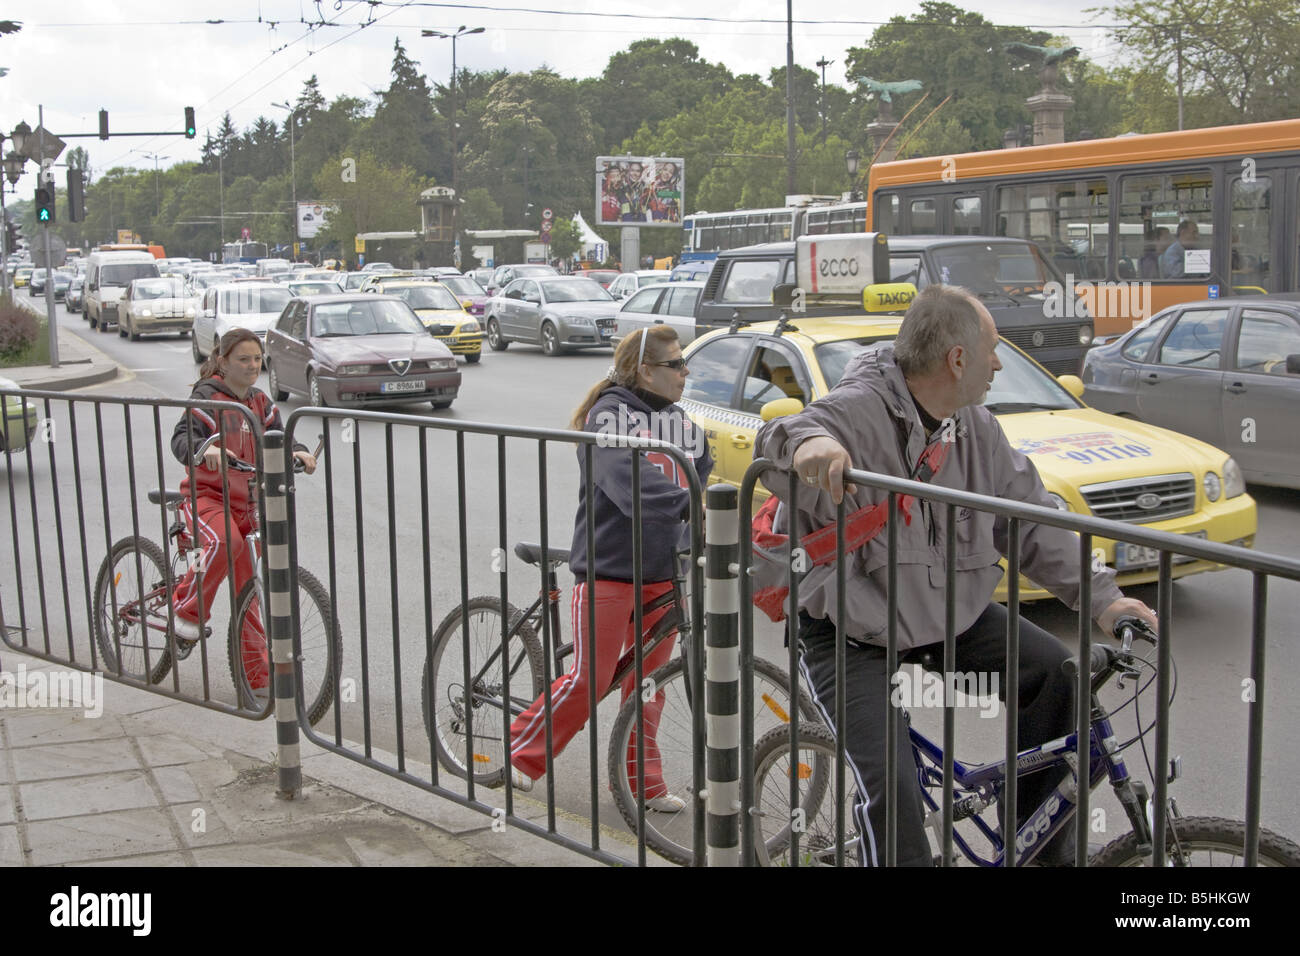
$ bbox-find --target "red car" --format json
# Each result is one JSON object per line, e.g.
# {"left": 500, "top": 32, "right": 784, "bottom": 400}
{"left": 578, "top": 269, "right": 620, "bottom": 289}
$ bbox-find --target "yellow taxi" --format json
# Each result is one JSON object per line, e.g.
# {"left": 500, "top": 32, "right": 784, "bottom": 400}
{"left": 14, "top": 266, "right": 33, "bottom": 289}
{"left": 680, "top": 238, "right": 1256, "bottom": 599}
{"left": 360, "top": 275, "right": 483, "bottom": 363}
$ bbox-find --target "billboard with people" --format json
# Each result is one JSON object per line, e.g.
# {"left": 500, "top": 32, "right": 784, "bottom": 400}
{"left": 596, "top": 156, "right": 684, "bottom": 227}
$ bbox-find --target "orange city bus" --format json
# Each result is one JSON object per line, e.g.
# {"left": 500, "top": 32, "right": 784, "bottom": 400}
{"left": 865, "top": 119, "right": 1300, "bottom": 335}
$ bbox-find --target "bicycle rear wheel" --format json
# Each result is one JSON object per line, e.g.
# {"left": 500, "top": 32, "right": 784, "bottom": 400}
{"left": 422, "top": 597, "right": 545, "bottom": 786}
{"left": 1092, "top": 816, "right": 1300, "bottom": 867}
{"left": 228, "top": 569, "right": 342, "bottom": 725}
{"left": 752, "top": 723, "right": 860, "bottom": 866}
{"left": 607, "top": 656, "right": 824, "bottom": 866}
{"left": 92, "top": 536, "right": 178, "bottom": 684}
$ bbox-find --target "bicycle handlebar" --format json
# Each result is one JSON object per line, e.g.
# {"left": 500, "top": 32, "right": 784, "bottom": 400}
{"left": 191, "top": 433, "right": 325, "bottom": 474}
{"left": 1060, "top": 616, "right": 1158, "bottom": 686}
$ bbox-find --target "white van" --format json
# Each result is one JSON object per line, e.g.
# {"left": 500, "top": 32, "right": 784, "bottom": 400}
{"left": 255, "top": 258, "right": 292, "bottom": 278}
{"left": 85, "top": 250, "right": 161, "bottom": 332}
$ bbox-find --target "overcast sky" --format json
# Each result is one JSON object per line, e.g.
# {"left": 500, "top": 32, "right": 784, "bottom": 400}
{"left": 1, "top": 1, "right": 1126, "bottom": 195}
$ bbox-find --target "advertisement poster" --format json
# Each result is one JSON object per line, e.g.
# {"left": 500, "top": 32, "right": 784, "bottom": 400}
{"left": 296, "top": 201, "right": 336, "bottom": 240}
{"left": 595, "top": 156, "right": 684, "bottom": 227}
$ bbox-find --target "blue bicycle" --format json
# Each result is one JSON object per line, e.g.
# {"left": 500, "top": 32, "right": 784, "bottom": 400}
{"left": 751, "top": 617, "right": 1300, "bottom": 866}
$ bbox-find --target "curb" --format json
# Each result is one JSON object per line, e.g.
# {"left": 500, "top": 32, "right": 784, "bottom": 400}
{"left": 6, "top": 297, "right": 120, "bottom": 391}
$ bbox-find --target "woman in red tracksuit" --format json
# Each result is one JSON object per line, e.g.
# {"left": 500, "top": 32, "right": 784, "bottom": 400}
{"left": 505, "top": 326, "right": 712, "bottom": 808}
{"left": 168, "top": 328, "right": 315, "bottom": 691}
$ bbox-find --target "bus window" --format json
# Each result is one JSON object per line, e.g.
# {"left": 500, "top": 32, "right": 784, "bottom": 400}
{"left": 1119, "top": 170, "right": 1213, "bottom": 281}
{"left": 909, "top": 198, "right": 937, "bottom": 234}
{"left": 747, "top": 213, "right": 770, "bottom": 246}
{"left": 772, "top": 210, "right": 794, "bottom": 242}
{"left": 876, "top": 193, "right": 902, "bottom": 233}
{"left": 951, "top": 197, "right": 982, "bottom": 235}
{"left": 996, "top": 180, "right": 1108, "bottom": 280}
{"left": 1230, "top": 175, "right": 1272, "bottom": 293}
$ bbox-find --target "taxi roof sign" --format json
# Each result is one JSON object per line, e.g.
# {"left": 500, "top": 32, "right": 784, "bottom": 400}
{"left": 862, "top": 282, "right": 917, "bottom": 312}
{"left": 795, "top": 232, "right": 889, "bottom": 298}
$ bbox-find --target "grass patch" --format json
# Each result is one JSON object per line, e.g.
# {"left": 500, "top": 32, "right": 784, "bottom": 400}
{"left": 0, "top": 294, "right": 51, "bottom": 368}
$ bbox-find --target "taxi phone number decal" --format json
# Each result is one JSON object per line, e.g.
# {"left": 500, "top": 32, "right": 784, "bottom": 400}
{"left": 1014, "top": 431, "right": 1153, "bottom": 465}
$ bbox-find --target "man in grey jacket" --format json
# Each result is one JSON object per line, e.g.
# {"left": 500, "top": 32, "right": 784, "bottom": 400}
{"left": 753, "top": 284, "right": 1158, "bottom": 866}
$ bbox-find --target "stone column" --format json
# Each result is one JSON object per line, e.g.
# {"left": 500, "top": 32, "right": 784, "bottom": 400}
{"left": 866, "top": 120, "right": 900, "bottom": 164}
{"left": 1026, "top": 92, "right": 1073, "bottom": 146}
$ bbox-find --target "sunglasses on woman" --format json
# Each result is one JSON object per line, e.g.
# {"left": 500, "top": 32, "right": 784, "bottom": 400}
{"left": 649, "top": 358, "right": 689, "bottom": 371}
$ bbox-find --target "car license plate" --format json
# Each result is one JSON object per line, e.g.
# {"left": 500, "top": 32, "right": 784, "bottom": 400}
{"left": 1114, "top": 531, "right": 1207, "bottom": 570}
{"left": 380, "top": 379, "right": 425, "bottom": 394}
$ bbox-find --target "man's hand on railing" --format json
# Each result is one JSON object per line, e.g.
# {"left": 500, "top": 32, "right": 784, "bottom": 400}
{"left": 792, "top": 436, "right": 857, "bottom": 505}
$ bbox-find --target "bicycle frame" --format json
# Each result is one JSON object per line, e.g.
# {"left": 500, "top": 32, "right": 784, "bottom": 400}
{"left": 909, "top": 696, "right": 1151, "bottom": 866}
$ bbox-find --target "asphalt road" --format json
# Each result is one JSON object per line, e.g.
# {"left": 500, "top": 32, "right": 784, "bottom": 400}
{"left": 4, "top": 303, "right": 1298, "bottom": 861}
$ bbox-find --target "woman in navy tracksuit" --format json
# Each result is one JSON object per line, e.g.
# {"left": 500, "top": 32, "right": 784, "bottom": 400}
{"left": 506, "top": 326, "right": 711, "bottom": 806}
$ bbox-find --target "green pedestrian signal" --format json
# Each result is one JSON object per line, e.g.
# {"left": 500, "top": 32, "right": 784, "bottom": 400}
{"left": 184, "top": 107, "right": 196, "bottom": 139}
{"left": 35, "top": 186, "right": 55, "bottom": 223}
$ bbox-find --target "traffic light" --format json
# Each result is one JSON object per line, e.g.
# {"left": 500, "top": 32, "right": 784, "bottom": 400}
{"left": 4, "top": 222, "right": 15, "bottom": 252}
{"left": 98, "top": 109, "right": 109, "bottom": 140}
{"left": 184, "top": 107, "right": 196, "bottom": 139}
{"left": 67, "top": 169, "right": 86, "bottom": 222}
{"left": 35, "top": 186, "right": 55, "bottom": 224}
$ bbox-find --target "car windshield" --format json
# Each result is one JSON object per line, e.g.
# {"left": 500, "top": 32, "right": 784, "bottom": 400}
{"left": 395, "top": 285, "right": 462, "bottom": 311}
{"left": 436, "top": 276, "right": 484, "bottom": 296}
{"left": 815, "top": 337, "right": 1078, "bottom": 411}
{"left": 344, "top": 274, "right": 368, "bottom": 289}
{"left": 288, "top": 282, "right": 339, "bottom": 296}
{"left": 927, "top": 242, "right": 1059, "bottom": 298}
{"left": 134, "top": 279, "right": 183, "bottom": 299}
{"left": 101, "top": 264, "right": 160, "bottom": 286}
{"left": 517, "top": 266, "right": 557, "bottom": 277}
{"left": 219, "top": 287, "right": 292, "bottom": 314}
{"left": 541, "top": 279, "right": 612, "bottom": 302}
{"left": 312, "top": 300, "right": 426, "bottom": 336}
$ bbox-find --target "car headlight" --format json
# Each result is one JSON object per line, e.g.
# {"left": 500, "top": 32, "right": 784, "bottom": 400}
{"left": 1047, "top": 492, "right": 1072, "bottom": 512}
{"left": 1078, "top": 324, "right": 1093, "bottom": 346}
{"left": 1203, "top": 471, "right": 1222, "bottom": 502}
{"left": 428, "top": 357, "right": 456, "bottom": 371}
{"left": 566, "top": 315, "right": 594, "bottom": 326}
{"left": 339, "top": 364, "right": 369, "bottom": 376}
{"left": 1223, "top": 457, "right": 1246, "bottom": 499}
{"left": 186, "top": 307, "right": 196, "bottom": 317}
{"left": 141, "top": 309, "right": 152, "bottom": 317}
{"left": 461, "top": 321, "right": 480, "bottom": 333}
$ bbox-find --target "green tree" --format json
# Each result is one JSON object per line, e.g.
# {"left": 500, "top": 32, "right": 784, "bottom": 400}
{"left": 370, "top": 38, "right": 447, "bottom": 182}
{"left": 460, "top": 186, "right": 504, "bottom": 230}
{"left": 547, "top": 217, "right": 583, "bottom": 261}
{"left": 1095, "top": 0, "right": 1300, "bottom": 124}
{"left": 310, "top": 150, "right": 431, "bottom": 247}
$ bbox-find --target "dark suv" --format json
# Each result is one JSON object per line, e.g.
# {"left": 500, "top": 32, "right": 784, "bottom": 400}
{"left": 694, "top": 237, "right": 1094, "bottom": 376}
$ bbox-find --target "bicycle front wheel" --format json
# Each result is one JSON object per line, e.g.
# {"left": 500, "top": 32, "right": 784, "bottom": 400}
{"left": 752, "top": 724, "right": 860, "bottom": 866}
{"left": 607, "top": 656, "right": 825, "bottom": 866}
{"left": 1092, "top": 816, "right": 1300, "bottom": 867}
{"left": 228, "top": 569, "right": 342, "bottom": 725}
{"left": 92, "top": 536, "right": 178, "bottom": 684}
{"left": 422, "top": 597, "right": 545, "bottom": 786}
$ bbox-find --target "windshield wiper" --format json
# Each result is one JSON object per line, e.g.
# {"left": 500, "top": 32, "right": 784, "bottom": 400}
{"left": 984, "top": 401, "right": 1068, "bottom": 413}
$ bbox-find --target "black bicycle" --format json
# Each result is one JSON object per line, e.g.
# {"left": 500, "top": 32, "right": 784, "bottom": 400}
{"left": 421, "top": 541, "right": 824, "bottom": 865}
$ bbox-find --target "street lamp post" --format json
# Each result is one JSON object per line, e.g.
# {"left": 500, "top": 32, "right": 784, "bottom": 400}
{"left": 143, "top": 151, "right": 169, "bottom": 217}
{"left": 423, "top": 25, "right": 484, "bottom": 265}
{"left": 815, "top": 57, "right": 833, "bottom": 144}
{"left": 272, "top": 102, "right": 297, "bottom": 257}
{"left": 844, "top": 149, "right": 861, "bottom": 202}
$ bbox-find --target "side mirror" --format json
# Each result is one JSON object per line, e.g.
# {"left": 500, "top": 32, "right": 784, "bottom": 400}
{"left": 1056, "top": 374, "right": 1085, "bottom": 398}
{"left": 1286, "top": 354, "right": 1300, "bottom": 375}
{"left": 760, "top": 397, "right": 804, "bottom": 422}
{"left": 772, "top": 283, "right": 799, "bottom": 307}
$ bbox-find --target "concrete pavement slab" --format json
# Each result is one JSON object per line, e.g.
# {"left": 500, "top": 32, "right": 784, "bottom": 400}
{"left": 21, "top": 770, "right": 160, "bottom": 820}
{"left": 10, "top": 737, "right": 142, "bottom": 782}
{"left": 25, "top": 808, "right": 182, "bottom": 866}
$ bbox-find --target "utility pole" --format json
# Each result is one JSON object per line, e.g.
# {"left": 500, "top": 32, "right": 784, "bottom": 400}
{"left": 815, "top": 57, "right": 833, "bottom": 144}
{"left": 785, "top": 0, "right": 797, "bottom": 195}
{"left": 423, "top": 26, "right": 485, "bottom": 266}
{"left": 272, "top": 103, "right": 297, "bottom": 256}
{"left": 143, "top": 151, "right": 169, "bottom": 217}
{"left": 1174, "top": 24, "right": 1184, "bottom": 131}
{"left": 38, "top": 105, "right": 59, "bottom": 367}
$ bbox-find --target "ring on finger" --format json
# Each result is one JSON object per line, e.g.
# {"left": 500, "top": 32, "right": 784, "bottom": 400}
{"left": 804, "top": 474, "right": 817, "bottom": 485}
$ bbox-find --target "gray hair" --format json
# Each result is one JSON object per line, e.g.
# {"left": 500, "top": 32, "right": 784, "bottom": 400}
{"left": 893, "top": 284, "right": 983, "bottom": 376}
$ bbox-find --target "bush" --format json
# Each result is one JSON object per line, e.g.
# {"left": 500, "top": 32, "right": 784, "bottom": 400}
{"left": 0, "top": 299, "right": 40, "bottom": 359}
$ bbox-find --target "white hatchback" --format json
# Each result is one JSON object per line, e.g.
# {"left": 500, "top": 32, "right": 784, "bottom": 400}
{"left": 192, "top": 281, "right": 294, "bottom": 363}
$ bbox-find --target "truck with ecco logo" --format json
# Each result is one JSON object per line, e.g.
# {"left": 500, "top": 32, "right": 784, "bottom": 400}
{"left": 693, "top": 233, "right": 1094, "bottom": 375}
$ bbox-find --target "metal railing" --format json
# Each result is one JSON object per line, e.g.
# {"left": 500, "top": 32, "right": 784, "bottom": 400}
{"left": 0, "top": 387, "right": 273, "bottom": 720}
{"left": 730, "top": 459, "right": 1300, "bottom": 867}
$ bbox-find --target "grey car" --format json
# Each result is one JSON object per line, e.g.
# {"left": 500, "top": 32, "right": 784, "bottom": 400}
{"left": 611, "top": 280, "right": 704, "bottom": 347}
{"left": 1082, "top": 294, "right": 1300, "bottom": 489}
{"left": 485, "top": 276, "right": 618, "bottom": 355}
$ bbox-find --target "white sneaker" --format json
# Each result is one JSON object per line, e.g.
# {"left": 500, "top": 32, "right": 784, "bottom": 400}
{"left": 173, "top": 616, "right": 202, "bottom": 641}
{"left": 646, "top": 793, "right": 686, "bottom": 814}
{"left": 509, "top": 768, "right": 534, "bottom": 793}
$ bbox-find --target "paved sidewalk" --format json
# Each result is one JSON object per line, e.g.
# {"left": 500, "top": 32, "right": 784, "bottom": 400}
{"left": 0, "top": 647, "right": 633, "bottom": 867}
{"left": 1, "top": 300, "right": 118, "bottom": 391}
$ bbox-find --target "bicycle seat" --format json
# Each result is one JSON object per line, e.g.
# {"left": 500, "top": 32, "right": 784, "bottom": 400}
{"left": 514, "top": 541, "right": 571, "bottom": 569}
{"left": 147, "top": 489, "right": 187, "bottom": 507}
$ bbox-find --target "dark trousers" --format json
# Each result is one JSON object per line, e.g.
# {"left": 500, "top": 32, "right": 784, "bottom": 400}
{"left": 797, "top": 603, "right": 1075, "bottom": 866}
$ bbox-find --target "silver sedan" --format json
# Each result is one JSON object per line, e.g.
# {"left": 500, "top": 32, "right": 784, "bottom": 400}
{"left": 1082, "top": 296, "right": 1300, "bottom": 489}
{"left": 484, "top": 276, "right": 619, "bottom": 355}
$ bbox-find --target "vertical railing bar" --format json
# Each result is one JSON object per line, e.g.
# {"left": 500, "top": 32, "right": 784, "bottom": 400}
{"left": 885, "top": 491, "right": 898, "bottom": 868}
{"left": 1075, "top": 532, "right": 1093, "bottom": 867}
{"left": 186, "top": 402, "right": 212, "bottom": 700}
{"left": 44, "top": 397, "right": 76, "bottom": 662}
{"left": 386, "top": 423, "right": 405, "bottom": 772}
{"left": 67, "top": 402, "right": 98, "bottom": 670}
{"left": 419, "top": 427, "right": 438, "bottom": 786}
{"left": 496, "top": 435, "right": 512, "bottom": 816}
{"left": 1, "top": 394, "right": 25, "bottom": 652}
{"left": 537, "top": 440, "right": 555, "bottom": 829}
{"left": 583, "top": 442, "right": 600, "bottom": 849}
{"left": 786, "top": 471, "right": 802, "bottom": 869}
{"left": 94, "top": 404, "right": 119, "bottom": 677}
{"left": 24, "top": 397, "right": 52, "bottom": 654}
{"left": 941, "top": 502, "right": 956, "bottom": 866}
{"left": 124, "top": 404, "right": 150, "bottom": 677}
{"left": 1152, "top": 551, "right": 1173, "bottom": 867}
{"left": 351, "top": 421, "right": 372, "bottom": 757}
{"left": 322, "top": 422, "right": 342, "bottom": 745}
{"left": 1244, "top": 571, "right": 1267, "bottom": 867}
{"left": 1003, "top": 519, "right": 1020, "bottom": 867}
{"left": 834, "top": 491, "right": 847, "bottom": 868}
{"left": 630, "top": 447, "right": 645, "bottom": 866}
